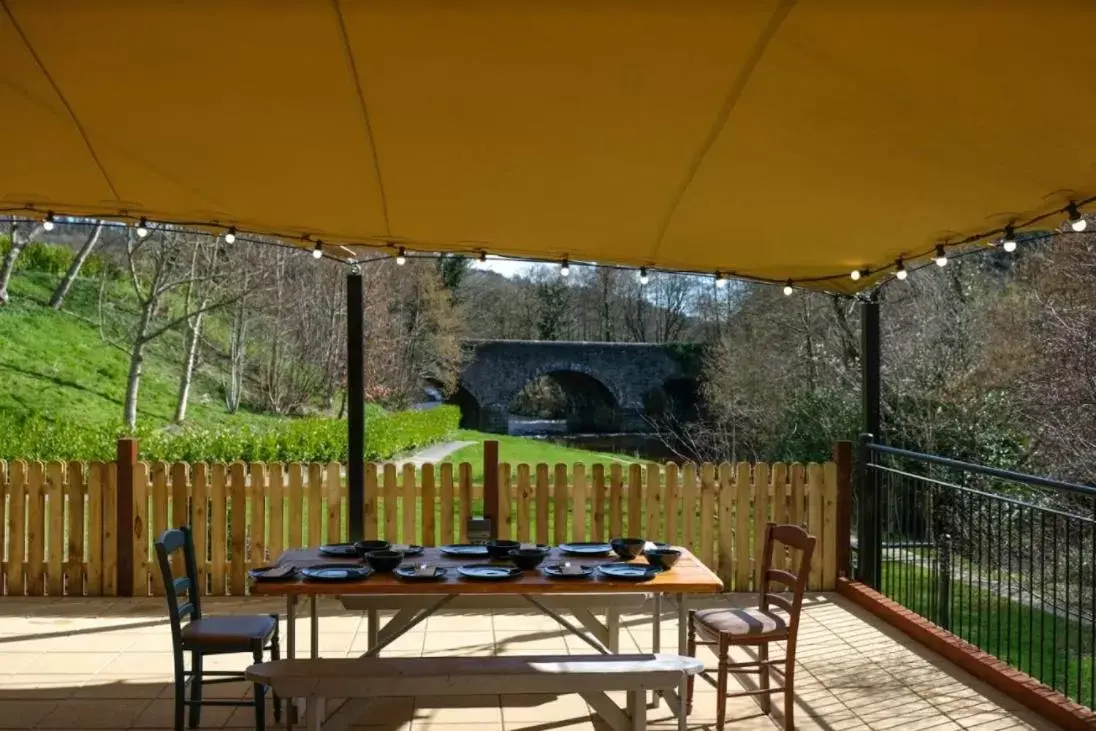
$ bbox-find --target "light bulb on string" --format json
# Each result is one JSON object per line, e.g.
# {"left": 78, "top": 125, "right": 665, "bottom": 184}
{"left": 715, "top": 272, "right": 726, "bottom": 288}
{"left": 312, "top": 240, "right": 324, "bottom": 260}
{"left": 850, "top": 269, "right": 862, "bottom": 281}
{"left": 1002, "top": 225, "right": 1017, "bottom": 253}
{"left": 934, "top": 245, "right": 948, "bottom": 267}
{"left": 895, "top": 259, "right": 908, "bottom": 281}
{"left": 224, "top": 227, "right": 237, "bottom": 244}
{"left": 783, "top": 281, "right": 794, "bottom": 296}
{"left": 136, "top": 218, "right": 150, "bottom": 239}
{"left": 560, "top": 258, "right": 570, "bottom": 277}
{"left": 638, "top": 267, "right": 649, "bottom": 285}
{"left": 42, "top": 212, "right": 55, "bottom": 232}
{"left": 396, "top": 247, "right": 407, "bottom": 265}
{"left": 1067, "top": 202, "right": 1088, "bottom": 232}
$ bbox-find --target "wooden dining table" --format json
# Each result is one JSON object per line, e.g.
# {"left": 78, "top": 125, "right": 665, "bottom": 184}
{"left": 251, "top": 545, "right": 724, "bottom": 731}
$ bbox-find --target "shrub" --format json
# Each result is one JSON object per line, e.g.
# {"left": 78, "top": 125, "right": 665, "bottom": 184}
{"left": 18, "top": 242, "right": 74, "bottom": 274}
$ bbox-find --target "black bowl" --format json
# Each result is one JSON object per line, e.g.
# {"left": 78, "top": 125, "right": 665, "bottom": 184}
{"left": 644, "top": 548, "right": 681, "bottom": 571}
{"left": 486, "top": 539, "right": 521, "bottom": 559}
{"left": 364, "top": 549, "right": 403, "bottom": 572}
{"left": 611, "top": 537, "right": 646, "bottom": 560}
{"left": 508, "top": 547, "right": 549, "bottom": 570}
{"left": 354, "top": 539, "right": 390, "bottom": 557}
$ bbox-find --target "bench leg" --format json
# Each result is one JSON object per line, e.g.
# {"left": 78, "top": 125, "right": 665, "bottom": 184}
{"left": 628, "top": 690, "right": 647, "bottom": 731}
{"left": 306, "top": 696, "right": 324, "bottom": 731}
{"left": 607, "top": 608, "right": 620, "bottom": 653}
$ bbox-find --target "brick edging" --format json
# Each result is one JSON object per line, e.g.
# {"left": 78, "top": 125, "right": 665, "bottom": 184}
{"left": 836, "top": 578, "right": 1096, "bottom": 730}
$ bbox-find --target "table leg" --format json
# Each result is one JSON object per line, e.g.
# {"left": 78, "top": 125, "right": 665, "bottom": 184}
{"left": 285, "top": 596, "right": 297, "bottom": 731}
{"left": 677, "top": 593, "right": 688, "bottom": 731}
{"left": 310, "top": 596, "right": 319, "bottom": 659}
{"left": 606, "top": 608, "right": 620, "bottom": 653}
{"left": 652, "top": 594, "right": 662, "bottom": 653}
{"left": 367, "top": 609, "right": 379, "bottom": 651}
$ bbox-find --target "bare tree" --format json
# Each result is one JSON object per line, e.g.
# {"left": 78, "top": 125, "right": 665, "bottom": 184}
{"left": 50, "top": 222, "right": 105, "bottom": 308}
{"left": 0, "top": 222, "right": 44, "bottom": 304}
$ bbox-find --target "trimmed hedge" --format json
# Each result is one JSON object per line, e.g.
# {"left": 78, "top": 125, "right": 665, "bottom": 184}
{"left": 0, "top": 405, "right": 460, "bottom": 463}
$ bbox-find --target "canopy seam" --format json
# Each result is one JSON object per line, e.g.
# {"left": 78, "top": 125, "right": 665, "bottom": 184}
{"left": 331, "top": 0, "right": 392, "bottom": 236}
{"left": 1, "top": 0, "right": 120, "bottom": 202}
{"left": 648, "top": 0, "right": 796, "bottom": 263}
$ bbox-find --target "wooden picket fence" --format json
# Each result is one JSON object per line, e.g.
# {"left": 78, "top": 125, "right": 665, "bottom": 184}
{"left": 0, "top": 458, "right": 843, "bottom": 597}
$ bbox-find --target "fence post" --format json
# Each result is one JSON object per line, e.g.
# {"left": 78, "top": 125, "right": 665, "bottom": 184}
{"left": 833, "top": 441, "right": 853, "bottom": 578}
{"left": 855, "top": 433, "right": 881, "bottom": 589}
{"left": 116, "top": 437, "right": 138, "bottom": 597}
{"left": 936, "top": 533, "right": 952, "bottom": 631}
{"left": 483, "top": 440, "right": 499, "bottom": 539}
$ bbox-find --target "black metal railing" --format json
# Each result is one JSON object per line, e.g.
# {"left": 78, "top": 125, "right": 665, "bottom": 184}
{"left": 856, "top": 441, "right": 1096, "bottom": 710}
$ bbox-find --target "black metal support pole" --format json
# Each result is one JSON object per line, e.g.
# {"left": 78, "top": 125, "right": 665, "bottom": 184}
{"left": 347, "top": 271, "right": 365, "bottom": 541}
{"left": 858, "top": 294, "right": 882, "bottom": 588}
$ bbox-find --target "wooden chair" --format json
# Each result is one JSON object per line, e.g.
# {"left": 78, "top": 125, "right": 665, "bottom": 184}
{"left": 686, "top": 522, "right": 815, "bottom": 729}
{"left": 154, "top": 526, "right": 281, "bottom": 731}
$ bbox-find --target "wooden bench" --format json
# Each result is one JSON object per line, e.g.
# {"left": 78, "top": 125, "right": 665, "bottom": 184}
{"left": 246, "top": 653, "right": 703, "bottom": 731}
{"left": 339, "top": 593, "right": 651, "bottom": 653}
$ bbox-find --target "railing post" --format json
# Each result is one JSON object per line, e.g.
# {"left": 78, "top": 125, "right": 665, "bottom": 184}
{"left": 116, "top": 437, "right": 137, "bottom": 597}
{"left": 483, "top": 440, "right": 499, "bottom": 539}
{"left": 937, "top": 533, "right": 952, "bottom": 631}
{"left": 346, "top": 269, "right": 365, "bottom": 541}
{"left": 856, "top": 433, "right": 881, "bottom": 589}
{"left": 834, "top": 440, "right": 853, "bottom": 577}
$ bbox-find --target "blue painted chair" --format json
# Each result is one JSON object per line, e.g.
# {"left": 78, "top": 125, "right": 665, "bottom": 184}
{"left": 154, "top": 526, "right": 281, "bottom": 730}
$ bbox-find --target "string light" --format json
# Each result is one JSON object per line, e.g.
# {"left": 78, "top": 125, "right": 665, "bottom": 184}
{"left": 638, "top": 267, "right": 649, "bottom": 285}
{"left": 312, "top": 240, "right": 324, "bottom": 259}
{"left": 850, "top": 269, "right": 862, "bottom": 281}
{"left": 1002, "top": 225, "right": 1017, "bottom": 252}
{"left": 396, "top": 246, "right": 407, "bottom": 265}
{"left": 136, "top": 218, "right": 150, "bottom": 239}
{"left": 560, "top": 258, "right": 570, "bottom": 277}
{"left": 1067, "top": 202, "right": 1087, "bottom": 232}
{"left": 933, "top": 245, "right": 948, "bottom": 267}
{"left": 783, "top": 280, "right": 793, "bottom": 296}
{"left": 715, "top": 272, "right": 726, "bottom": 288}
{"left": 42, "top": 212, "right": 55, "bottom": 231}
{"left": 224, "top": 227, "right": 237, "bottom": 244}
{"left": 895, "top": 259, "right": 908, "bottom": 280}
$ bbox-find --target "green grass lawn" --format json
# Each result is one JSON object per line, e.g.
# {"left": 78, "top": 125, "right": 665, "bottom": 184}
{"left": 883, "top": 560, "right": 1095, "bottom": 707}
{"left": 443, "top": 430, "right": 644, "bottom": 482}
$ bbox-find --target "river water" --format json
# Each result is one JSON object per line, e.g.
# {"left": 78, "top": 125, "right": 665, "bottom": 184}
{"left": 507, "top": 418, "right": 678, "bottom": 461}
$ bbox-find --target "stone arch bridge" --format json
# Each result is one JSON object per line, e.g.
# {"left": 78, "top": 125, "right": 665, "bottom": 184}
{"left": 451, "top": 340, "right": 702, "bottom": 433}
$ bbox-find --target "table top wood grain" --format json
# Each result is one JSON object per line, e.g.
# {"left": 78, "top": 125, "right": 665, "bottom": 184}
{"left": 250, "top": 545, "right": 724, "bottom": 596}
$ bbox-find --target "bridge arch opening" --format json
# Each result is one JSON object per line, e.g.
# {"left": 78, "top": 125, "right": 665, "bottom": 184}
{"left": 447, "top": 385, "right": 482, "bottom": 429}
{"left": 508, "top": 370, "right": 620, "bottom": 433}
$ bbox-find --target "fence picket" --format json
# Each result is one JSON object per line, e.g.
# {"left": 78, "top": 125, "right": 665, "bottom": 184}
{"left": 170, "top": 462, "right": 189, "bottom": 581}
{"left": 770, "top": 463, "right": 788, "bottom": 571}
{"left": 229, "top": 463, "right": 247, "bottom": 595}
{"left": 287, "top": 464, "right": 303, "bottom": 549}
{"left": 46, "top": 461, "right": 64, "bottom": 597}
{"left": 440, "top": 463, "right": 454, "bottom": 545}
{"left": 789, "top": 462, "right": 806, "bottom": 570}
{"left": 458, "top": 463, "right": 472, "bottom": 542}
{"left": 191, "top": 463, "right": 208, "bottom": 594}
{"left": 609, "top": 464, "right": 623, "bottom": 538}
{"left": 754, "top": 462, "right": 771, "bottom": 580}
{"left": 535, "top": 464, "right": 550, "bottom": 544}
{"left": 0, "top": 460, "right": 5, "bottom": 594}
{"left": 664, "top": 463, "right": 679, "bottom": 546}
{"left": 627, "top": 464, "right": 643, "bottom": 537}
{"left": 325, "top": 463, "right": 341, "bottom": 545}
{"left": 103, "top": 463, "right": 118, "bottom": 596}
{"left": 591, "top": 464, "right": 606, "bottom": 542}
{"left": 132, "top": 462, "right": 149, "bottom": 596}
{"left": 6, "top": 461, "right": 26, "bottom": 597}
{"left": 421, "top": 464, "right": 436, "bottom": 546}
{"left": 717, "top": 463, "right": 735, "bottom": 584}
{"left": 402, "top": 464, "right": 417, "bottom": 544}
{"left": 752, "top": 461, "right": 769, "bottom": 589}
{"left": 364, "top": 462, "right": 379, "bottom": 540}
{"left": 28, "top": 462, "right": 46, "bottom": 596}
{"left": 251, "top": 463, "right": 268, "bottom": 567}
{"left": 384, "top": 464, "right": 399, "bottom": 542}
{"left": 645, "top": 463, "right": 661, "bottom": 541}
{"left": 698, "top": 463, "right": 715, "bottom": 569}
{"left": 86, "top": 462, "right": 103, "bottom": 596}
{"left": 553, "top": 464, "right": 568, "bottom": 545}
{"left": 516, "top": 464, "right": 531, "bottom": 542}
{"left": 267, "top": 464, "right": 283, "bottom": 563}
{"left": 498, "top": 462, "right": 512, "bottom": 541}
{"left": 571, "top": 464, "right": 586, "bottom": 542}
{"left": 822, "top": 461, "right": 838, "bottom": 589}
{"left": 681, "top": 462, "right": 697, "bottom": 555}
{"left": 210, "top": 464, "right": 227, "bottom": 595}
{"left": 734, "top": 462, "right": 751, "bottom": 592}
{"left": 150, "top": 462, "right": 168, "bottom": 596}
{"left": 65, "top": 462, "right": 85, "bottom": 595}
{"left": 807, "top": 463, "right": 825, "bottom": 590}
{"left": 307, "top": 464, "right": 323, "bottom": 548}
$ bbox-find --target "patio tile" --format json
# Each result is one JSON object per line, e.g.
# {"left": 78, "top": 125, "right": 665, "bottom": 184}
{"left": 0, "top": 700, "right": 59, "bottom": 728}
{"left": 38, "top": 699, "right": 153, "bottom": 728}
{"left": 414, "top": 694, "right": 502, "bottom": 724}
{"left": 421, "top": 631, "right": 495, "bottom": 655}
{"left": 500, "top": 693, "right": 591, "bottom": 722}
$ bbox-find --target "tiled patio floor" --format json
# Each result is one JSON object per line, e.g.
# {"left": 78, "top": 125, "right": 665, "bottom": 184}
{"left": 0, "top": 594, "right": 1057, "bottom": 731}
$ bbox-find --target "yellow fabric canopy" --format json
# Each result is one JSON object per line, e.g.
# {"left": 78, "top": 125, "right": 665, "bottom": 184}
{"left": 1, "top": 1, "right": 1093, "bottom": 294}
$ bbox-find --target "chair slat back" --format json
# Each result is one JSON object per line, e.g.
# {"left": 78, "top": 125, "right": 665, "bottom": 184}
{"left": 154, "top": 526, "right": 202, "bottom": 643}
{"left": 758, "top": 522, "right": 815, "bottom": 635}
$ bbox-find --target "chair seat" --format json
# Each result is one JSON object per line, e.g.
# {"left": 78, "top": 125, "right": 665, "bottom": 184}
{"left": 182, "top": 615, "right": 277, "bottom": 649}
{"left": 694, "top": 607, "right": 789, "bottom": 640}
